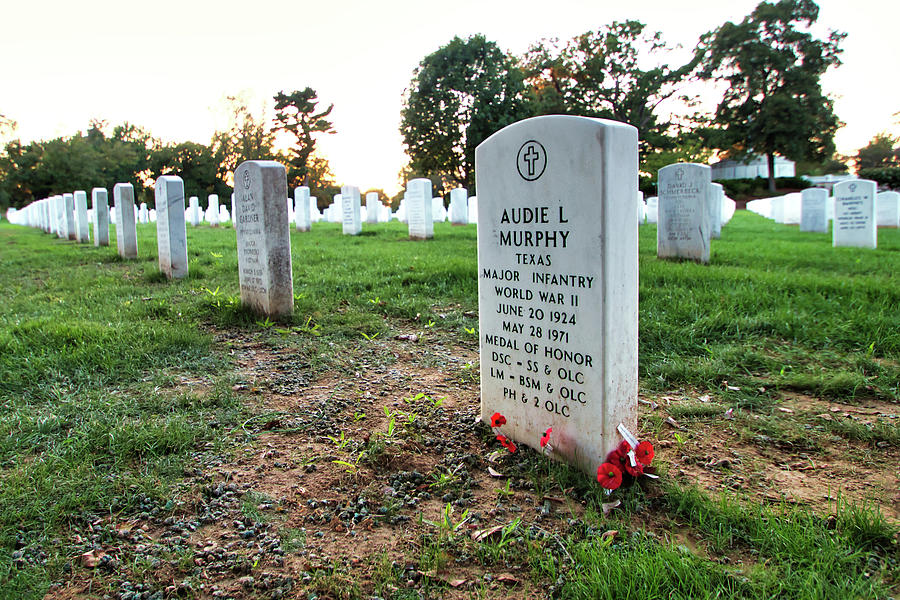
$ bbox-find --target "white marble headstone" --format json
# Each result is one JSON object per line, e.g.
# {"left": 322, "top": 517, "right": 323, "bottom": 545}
{"left": 208, "top": 194, "right": 220, "bottom": 227}
{"left": 449, "top": 187, "right": 468, "bottom": 225}
{"left": 365, "top": 192, "right": 379, "bottom": 224}
{"left": 341, "top": 186, "right": 362, "bottom": 235}
{"left": 155, "top": 175, "right": 188, "bottom": 279}
{"left": 63, "top": 193, "right": 76, "bottom": 240}
{"left": 74, "top": 191, "right": 90, "bottom": 243}
{"left": 833, "top": 180, "right": 876, "bottom": 248}
{"left": 709, "top": 183, "right": 723, "bottom": 239}
{"left": 657, "top": 163, "right": 711, "bottom": 264}
{"left": 113, "top": 183, "right": 138, "bottom": 258}
{"left": 406, "top": 179, "right": 433, "bottom": 240}
{"left": 475, "top": 115, "right": 638, "bottom": 478}
{"left": 234, "top": 161, "right": 293, "bottom": 317}
{"left": 294, "top": 186, "right": 311, "bottom": 232}
{"left": 800, "top": 188, "right": 828, "bottom": 233}
{"left": 876, "top": 191, "right": 899, "bottom": 227}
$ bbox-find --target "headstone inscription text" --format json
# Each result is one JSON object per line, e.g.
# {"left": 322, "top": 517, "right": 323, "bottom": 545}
{"left": 234, "top": 161, "right": 293, "bottom": 317}
{"left": 657, "top": 163, "right": 711, "bottom": 264}
{"left": 476, "top": 115, "right": 638, "bottom": 477}
{"left": 833, "top": 179, "right": 876, "bottom": 249}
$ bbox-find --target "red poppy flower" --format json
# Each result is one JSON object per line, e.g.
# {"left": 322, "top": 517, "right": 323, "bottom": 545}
{"left": 608, "top": 444, "right": 642, "bottom": 477}
{"left": 490, "top": 412, "right": 507, "bottom": 428}
{"left": 540, "top": 427, "right": 552, "bottom": 448}
{"left": 496, "top": 434, "right": 517, "bottom": 453}
{"left": 617, "top": 440, "right": 632, "bottom": 454}
{"left": 635, "top": 441, "right": 654, "bottom": 466}
{"left": 597, "top": 462, "right": 623, "bottom": 489}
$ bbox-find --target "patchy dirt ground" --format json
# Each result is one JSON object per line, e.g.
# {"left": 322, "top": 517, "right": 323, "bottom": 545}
{"left": 44, "top": 327, "right": 899, "bottom": 600}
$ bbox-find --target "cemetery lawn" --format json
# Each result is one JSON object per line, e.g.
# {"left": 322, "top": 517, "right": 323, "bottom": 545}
{"left": 0, "top": 213, "right": 897, "bottom": 599}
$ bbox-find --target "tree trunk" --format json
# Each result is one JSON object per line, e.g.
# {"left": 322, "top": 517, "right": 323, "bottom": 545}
{"left": 767, "top": 152, "right": 776, "bottom": 193}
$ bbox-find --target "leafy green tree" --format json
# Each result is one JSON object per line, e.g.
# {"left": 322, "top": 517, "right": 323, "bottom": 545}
{"left": 522, "top": 21, "right": 700, "bottom": 158}
{"left": 854, "top": 133, "right": 899, "bottom": 170}
{"left": 698, "top": 0, "right": 845, "bottom": 192}
{"left": 211, "top": 95, "right": 276, "bottom": 185}
{"left": 273, "top": 88, "right": 335, "bottom": 188}
{"left": 400, "top": 35, "right": 527, "bottom": 192}
{"left": 148, "top": 141, "right": 229, "bottom": 204}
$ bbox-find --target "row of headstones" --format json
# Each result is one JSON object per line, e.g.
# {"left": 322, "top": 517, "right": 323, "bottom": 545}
{"left": 10, "top": 186, "right": 141, "bottom": 257}
{"left": 311, "top": 185, "right": 479, "bottom": 235}
{"left": 654, "top": 163, "right": 739, "bottom": 264}
{"left": 746, "top": 181, "right": 900, "bottom": 248}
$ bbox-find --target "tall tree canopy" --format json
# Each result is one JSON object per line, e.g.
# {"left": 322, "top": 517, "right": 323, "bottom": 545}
{"left": 699, "top": 0, "right": 845, "bottom": 191}
{"left": 273, "top": 88, "right": 335, "bottom": 189}
{"left": 522, "top": 21, "right": 700, "bottom": 157}
{"left": 400, "top": 35, "right": 527, "bottom": 192}
{"left": 210, "top": 95, "right": 276, "bottom": 185}
{"left": 854, "top": 133, "right": 900, "bottom": 170}
{"left": 148, "top": 141, "right": 230, "bottom": 203}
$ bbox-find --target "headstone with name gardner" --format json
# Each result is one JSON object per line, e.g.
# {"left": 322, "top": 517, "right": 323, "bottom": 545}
{"left": 800, "top": 188, "right": 828, "bottom": 233}
{"left": 449, "top": 187, "right": 468, "bottom": 225}
{"left": 406, "top": 179, "right": 433, "bottom": 240}
{"left": 63, "top": 193, "right": 77, "bottom": 240}
{"left": 90, "top": 192, "right": 103, "bottom": 242}
{"left": 74, "top": 191, "right": 90, "bottom": 243}
{"left": 657, "top": 163, "right": 711, "bottom": 264}
{"left": 833, "top": 179, "right": 876, "bottom": 248}
{"left": 155, "top": 175, "right": 188, "bottom": 279}
{"left": 475, "top": 115, "right": 638, "bottom": 478}
{"left": 234, "top": 160, "right": 293, "bottom": 317}
{"left": 876, "top": 191, "right": 899, "bottom": 227}
{"left": 114, "top": 183, "right": 139, "bottom": 258}
{"left": 365, "top": 192, "right": 379, "bottom": 224}
{"left": 341, "top": 185, "right": 362, "bottom": 235}
{"left": 294, "top": 186, "right": 311, "bottom": 231}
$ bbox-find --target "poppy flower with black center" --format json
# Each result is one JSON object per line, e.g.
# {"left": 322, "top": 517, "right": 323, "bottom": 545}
{"left": 490, "top": 412, "right": 507, "bottom": 428}
{"left": 597, "top": 462, "right": 623, "bottom": 489}
{"left": 540, "top": 427, "right": 552, "bottom": 448}
{"left": 496, "top": 434, "right": 517, "bottom": 453}
{"left": 608, "top": 442, "right": 642, "bottom": 477}
{"left": 635, "top": 441, "right": 654, "bottom": 466}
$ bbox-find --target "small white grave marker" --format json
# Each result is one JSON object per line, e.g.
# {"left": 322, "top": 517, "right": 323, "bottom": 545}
{"left": 657, "top": 163, "right": 711, "bottom": 264}
{"left": 155, "top": 175, "right": 189, "bottom": 279}
{"left": 800, "top": 188, "right": 828, "bottom": 233}
{"left": 833, "top": 180, "right": 876, "bottom": 249}
{"left": 113, "top": 183, "right": 138, "bottom": 258}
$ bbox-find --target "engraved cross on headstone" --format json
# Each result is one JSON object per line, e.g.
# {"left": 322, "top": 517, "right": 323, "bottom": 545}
{"left": 524, "top": 145, "right": 540, "bottom": 177}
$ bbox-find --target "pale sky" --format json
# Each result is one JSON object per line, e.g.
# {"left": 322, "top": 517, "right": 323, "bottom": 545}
{"left": 2, "top": 0, "right": 897, "bottom": 194}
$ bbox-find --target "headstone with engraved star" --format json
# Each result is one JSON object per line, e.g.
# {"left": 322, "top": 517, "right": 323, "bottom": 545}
{"left": 475, "top": 115, "right": 638, "bottom": 478}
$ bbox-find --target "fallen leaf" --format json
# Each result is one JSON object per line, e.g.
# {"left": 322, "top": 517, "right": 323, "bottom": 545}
{"left": 448, "top": 579, "right": 467, "bottom": 588}
{"left": 497, "top": 573, "right": 520, "bottom": 585}
{"left": 665, "top": 416, "right": 682, "bottom": 429}
{"left": 724, "top": 408, "right": 734, "bottom": 420}
{"left": 543, "top": 496, "right": 565, "bottom": 503}
{"left": 727, "top": 385, "right": 741, "bottom": 391}
{"left": 776, "top": 407, "right": 794, "bottom": 414}
{"left": 80, "top": 549, "right": 104, "bottom": 568}
{"left": 487, "top": 467, "right": 504, "bottom": 478}
{"left": 601, "top": 530, "right": 618, "bottom": 540}
{"left": 601, "top": 500, "right": 621, "bottom": 516}
{"left": 698, "top": 394, "right": 711, "bottom": 403}
{"left": 471, "top": 524, "right": 506, "bottom": 542}
{"left": 486, "top": 451, "right": 503, "bottom": 462}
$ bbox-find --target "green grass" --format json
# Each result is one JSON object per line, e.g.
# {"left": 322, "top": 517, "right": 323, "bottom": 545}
{"left": 1, "top": 213, "right": 898, "bottom": 598}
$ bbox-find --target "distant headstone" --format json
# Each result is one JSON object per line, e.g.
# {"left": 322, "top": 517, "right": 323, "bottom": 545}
{"left": 234, "top": 160, "right": 293, "bottom": 317}
{"left": 468, "top": 196, "right": 478, "bottom": 224}
{"left": 341, "top": 185, "right": 362, "bottom": 235}
{"left": 138, "top": 202, "right": 150, "bottom": 224}
{"left": 432, "top": 197, "right": 447, "bottom": 222}
{"left": 54, "top": 195, "right": 66, "bottom": 239}
{"left": 294, "top": 186, "right": 311, "bottom": 232}
{"left": 63, "top": 193, "right": 77, "bottom": 240}
{"left": 657, "top": 163, "right": 711, "bottom": 264}
{"left": 876, "top": 191, "right": 900, "bottom": 227}
{"left": 637, "top": 191, "right": 646, "bottom": 226}
{"left": 833, "top": 179, "right": 876, "bottom": 248}
{"left": 113, "top": 183, "right": 139, "bottom": 258}
{"left": 208, "top": 194, "right": 220, "bottom": 226}
{"left": 154, "top": 175, "right": 188, "bottom": 279}
{"left": 74, "top": 191, "right": 90, "bottom": 243}
{"left": 188, "top": 196, "right": 201, "bottom": 226}
{"left": 406, "top": 179, "right": 433, "bottom": 240}
{"left": 800, "top": 188, "right": 828, "bottom": 233}
{"left": 646, "top": 196, "right": 658, "bottom": 224}
{"left": 365, "top": 192, "right": 379, "bottom": 224}
{"left": 709, "top": 183, "right": 723, "bottom": 239}
{"left": 475, "top": 115, "right": 638, "bottom": 478}
{"left": 449, "top": 187, "right": 468, "bottom": 225}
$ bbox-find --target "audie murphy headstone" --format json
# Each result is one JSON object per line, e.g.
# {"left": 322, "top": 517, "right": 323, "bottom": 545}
{"left": 800, "top": 188, "right": 828, "bottom": 233}
{"left": 234, "top": 161, "right": 293, "bottom": 317}
{"left": 155, "top": 175, "right": 188, "bottom": 279}
{"left": 475, "top": 115, "right": 639, "bottom": 478}
{"left": 657, "top": 163, "right": 711, "bottom": 264}
{"left": 833, "top": 179, "right": 876, "bottom": 249}
{"left": 113, "top": 183, "right": 138, "bottom": 258}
